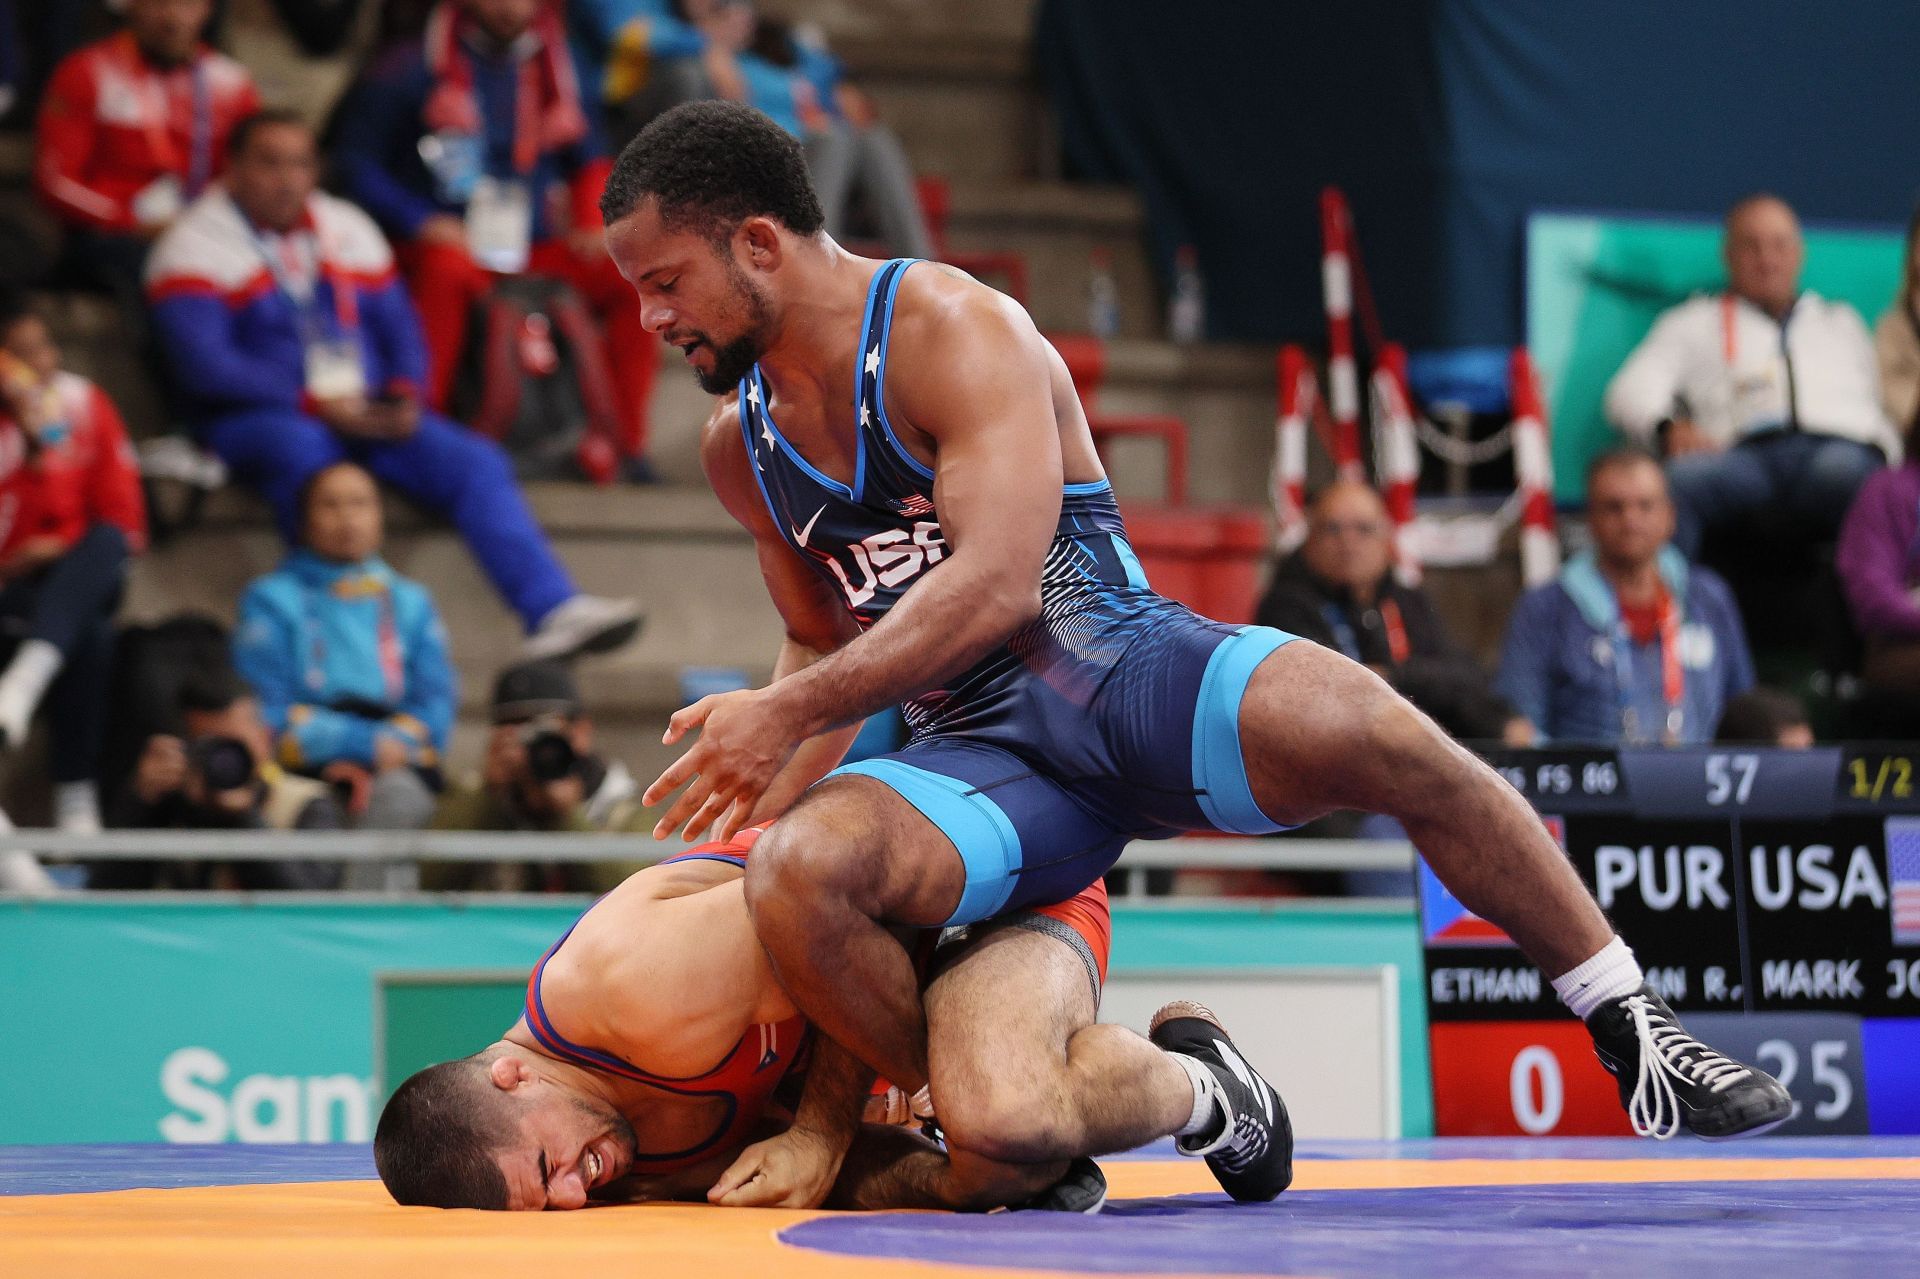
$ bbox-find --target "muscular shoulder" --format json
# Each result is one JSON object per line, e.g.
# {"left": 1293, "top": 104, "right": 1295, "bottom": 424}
{"left": 889, "top": 262, "right": 1040, "bottom": 359}
{"left": 882, "top": 263, "right": 1051, "bottom": 426}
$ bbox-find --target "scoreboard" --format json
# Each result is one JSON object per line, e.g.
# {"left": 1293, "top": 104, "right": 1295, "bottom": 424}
{"left": 1418, "top": 745, "right": 1920, "bottom": 1137}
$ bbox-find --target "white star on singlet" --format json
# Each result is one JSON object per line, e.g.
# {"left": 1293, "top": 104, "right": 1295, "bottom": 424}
{"left": 865, "top": 347, "right": 880, "bottom": 376}
{"left": 859, "top": 403, "right": 871, "bottom": 427}
{"left": 761, "top": 416, "right": 777, "bottom": 451}
{"left": 746, "top": 380, "right": 760, "bottom": 406}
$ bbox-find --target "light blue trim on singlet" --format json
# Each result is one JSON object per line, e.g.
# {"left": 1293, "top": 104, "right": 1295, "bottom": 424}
{"left": 1191, "top": 625, "right": 1298, "bottom": 835}
{"left": 1063, "top": 479, "right": 1113, "bottom": 495}
{"left": 752, "top": 367, "right": 856, "bottom": 500}
{"left": 1111, "top": 535, "right": 1151, "bottom": 589}
{"left": 870, "top": 260, "right": 938, "bottom": 483}
{"left": 830, "top": 756, "right": 1023, "bottom": 927}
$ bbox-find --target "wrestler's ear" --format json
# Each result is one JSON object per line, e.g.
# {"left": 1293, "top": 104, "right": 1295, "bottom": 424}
{"left": 488, "top": 1054, "right": 531, "bottom": 1091}
{"left": 738, "top": 216, "right": 782, "bottom": 272}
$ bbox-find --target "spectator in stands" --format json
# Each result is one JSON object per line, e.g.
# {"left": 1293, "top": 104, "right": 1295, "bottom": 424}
{"left": 1716, "top": 687, "right": 1814, "bottom": 749}
{"left": 1255, "top": 480, "right": 1522, "bottom": 743}
{"left": 667, "top": 0, "right": 932, "bottom": 259}
{"left": 0, "top": 291, "right": 147, "bottom": 833}
{"left": 1604, "top": 194, "right": 1895, "bottom": 558}
{"left": 100, "top": 666, "right": 346, "bottom": 890}
{"left": 35, "top": 0, "right": 259, "bottom": 300}
{"left": 147, "top": 110, "right": 642, "bottom": 661}
{"left": 1836, "top": 408, "right": 1920, "bottom": 713}
{"left": 233, "top": 462, "right": 451, "bottom": 831}
{"left": 1498, "top": 446, "right": 1755, "bottom": 746}
{"left": 1875, "top": 205, "right": 1920, "bottom": 437}
{"left": 429, "top": 657, "right": 649, "bottom": 891}
{"left": 568, "top": 0, "right": 714, "bottom": 144}
{"left": 330, "top": 0, "right": 659, "bottom": 476}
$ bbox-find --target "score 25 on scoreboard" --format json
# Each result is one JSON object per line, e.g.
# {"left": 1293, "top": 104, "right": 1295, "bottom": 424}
{"left": 1418, "top": 746, "right": 1920, "bottom": 1138}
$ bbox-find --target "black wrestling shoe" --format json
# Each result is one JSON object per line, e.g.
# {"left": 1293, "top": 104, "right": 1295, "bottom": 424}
{"left": 1149, "top": 1001, "right": 1293, "bottom": 1202}
{"left": 1007, "top": 1157, "right": 1107, "bottom": 1214}
{"left": 1586, "top": 984, "right": 1793, "bottom": 1139}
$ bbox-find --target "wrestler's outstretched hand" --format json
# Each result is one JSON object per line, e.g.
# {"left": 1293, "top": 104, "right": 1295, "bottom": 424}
{"left": 646, "top": 686, "right": 805, "bottom": 843}
{"left": 707, "top": 1127, "right": 843, "bottom": 1209}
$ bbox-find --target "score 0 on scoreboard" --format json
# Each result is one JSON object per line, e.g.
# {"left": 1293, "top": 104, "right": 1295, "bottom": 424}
{"left": 1419, "top": 745, "right": 1920, "bottom": 1137}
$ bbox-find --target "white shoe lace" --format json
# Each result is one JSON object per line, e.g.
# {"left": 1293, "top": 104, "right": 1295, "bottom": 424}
{"left": 1624, "top": 994, "right": 1748, "bottom": 1139}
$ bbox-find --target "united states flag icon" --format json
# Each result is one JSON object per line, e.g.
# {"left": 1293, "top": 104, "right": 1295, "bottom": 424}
{"left": 1887, "top": 817, "right": 1920, "bottom": 946}
{"left": 894, "top": 493, "right": 936, "bottom": 517}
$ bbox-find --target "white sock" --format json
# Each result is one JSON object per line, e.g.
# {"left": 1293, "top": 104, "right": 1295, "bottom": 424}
{"left": 0, "top": 639, "right": 62, "bottom": 744}
{"left": 55, "top": 781, "right": 101, "bottom": 835}
{"left": 1170, "top": 1051, "right": 1223, "bottom": 1138}
{"left": 1552, "top": 936, "right": 1645, "bottom": 1020}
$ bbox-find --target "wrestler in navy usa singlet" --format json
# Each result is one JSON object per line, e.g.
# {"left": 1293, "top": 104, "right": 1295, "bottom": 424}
{"left": 739, "top": 259, "right": 1301, "bottom": 925}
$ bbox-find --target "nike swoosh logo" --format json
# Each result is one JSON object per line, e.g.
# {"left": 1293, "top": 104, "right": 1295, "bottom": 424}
{"left": 792, "top": 505, "right": 827, "bottom": 548}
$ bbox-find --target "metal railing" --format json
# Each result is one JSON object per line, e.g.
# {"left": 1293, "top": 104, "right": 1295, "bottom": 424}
{"left": 0, "top": 830, "right": 1415, "bottom": 898}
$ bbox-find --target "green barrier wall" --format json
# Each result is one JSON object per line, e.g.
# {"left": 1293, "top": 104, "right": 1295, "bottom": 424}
{"left": 0, "top": 896, "right": 1429, "bottom": 1145}
{"left": 1525, "top": 212, "right": 1905, "bottom": 504}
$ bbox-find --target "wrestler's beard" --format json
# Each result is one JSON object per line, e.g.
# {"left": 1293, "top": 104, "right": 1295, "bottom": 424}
{"left": 690, "top": 267, "right": 775, "bottom": 394}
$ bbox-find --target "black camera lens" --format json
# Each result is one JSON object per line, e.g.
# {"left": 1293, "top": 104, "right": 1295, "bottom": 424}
{"left": 522, "top": 729, "right": 577, "bottom": 783}
{"left": 188, "top": 735, "right": 256, "bottom": 793}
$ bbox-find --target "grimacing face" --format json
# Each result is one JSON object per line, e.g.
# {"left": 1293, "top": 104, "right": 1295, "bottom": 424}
{"left": 606, "top": 204, "right": 777, "bottom": 394}
{"left": 486, "top": 1062, "right": 639, "bottom": 1211}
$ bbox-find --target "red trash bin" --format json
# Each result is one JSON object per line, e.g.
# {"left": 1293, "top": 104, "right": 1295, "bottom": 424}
{"left": 1122, "top": 504, "right": 1271, "bottom": 623}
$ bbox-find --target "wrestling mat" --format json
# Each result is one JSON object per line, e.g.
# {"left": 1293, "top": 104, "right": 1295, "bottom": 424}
{"left": 5, "top": 1137, "right": 1918, "bottom": 1278}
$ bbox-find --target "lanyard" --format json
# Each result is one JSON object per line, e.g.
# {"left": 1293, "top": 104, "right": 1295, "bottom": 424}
{"left": 244, "top": 208, "right": 359, "bottom": 336}
{"left": 134, "top": 48, "right": 213, "bottom": 196}
{"left": 1319, "top": 597, "right": 1411, "bottom": 666}
{"left": 305, "top": 577, "right": 404, "bottom": 708}
{"left": 1613, "top": 590, "right": 1684, "bottom": 744}
{"left": 1721, "top": 293, "right": 1801, "bottom": 429}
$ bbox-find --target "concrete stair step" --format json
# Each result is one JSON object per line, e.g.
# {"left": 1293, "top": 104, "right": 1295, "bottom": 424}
{"left": 758, "top": 0, "right": 1038, "bottom": 45}
{"left": 944, "top": 182, "right": 1161, "bottom": 338}
{"left": 832, "top": 32, "right": 1044, "bottom": 185}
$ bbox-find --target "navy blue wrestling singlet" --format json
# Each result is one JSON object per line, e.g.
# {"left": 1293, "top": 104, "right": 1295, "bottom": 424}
{"left": 738, "top": 259, "right": 1300, "bottom": 925}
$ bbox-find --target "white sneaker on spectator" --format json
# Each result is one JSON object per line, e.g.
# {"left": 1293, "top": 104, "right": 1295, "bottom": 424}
{"left": 55, "top": 782, "right": 102, "bottom": 836}
{"left": 523, "top": 595, "right": 645, "bottom": 662}
{"left": 0, "top": 806, "right": 56, "bottom": 897}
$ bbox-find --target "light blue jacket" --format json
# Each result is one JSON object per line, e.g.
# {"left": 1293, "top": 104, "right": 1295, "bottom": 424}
{"left": 1495, "top": 546, "right": 1755, "bottom": 746}
{"left": 234, "top": 550, "right": 456, "bottom": 769}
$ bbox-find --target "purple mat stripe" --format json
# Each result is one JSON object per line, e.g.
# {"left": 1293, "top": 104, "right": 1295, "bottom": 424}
{"left": 782, "top": 1178, "right": 1920, "bottom": 1278}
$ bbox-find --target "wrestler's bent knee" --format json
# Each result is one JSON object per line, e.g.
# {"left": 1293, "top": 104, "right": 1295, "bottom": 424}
{"left": 938, "top": 1081, "right": 1076, "bottom": 1166}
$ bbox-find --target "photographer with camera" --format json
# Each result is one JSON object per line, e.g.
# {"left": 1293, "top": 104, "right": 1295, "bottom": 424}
{"left": 429, "top": 659, "right": 650, "bottom": 892}
{"left": 98, "top": 668, "right": 346, "bottom": 890}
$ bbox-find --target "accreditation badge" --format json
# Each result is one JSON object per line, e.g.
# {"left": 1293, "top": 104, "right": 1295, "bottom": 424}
{"left": 304, "top": 337, "right": 367, "bottom": 402}
{"left": 466, "top": 176, "right": 533, "bottom": 274}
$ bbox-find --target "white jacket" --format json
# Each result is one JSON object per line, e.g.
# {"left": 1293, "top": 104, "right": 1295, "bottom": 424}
{"left": 1604, "top": 291, "right": 1896, "bottom": 458}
